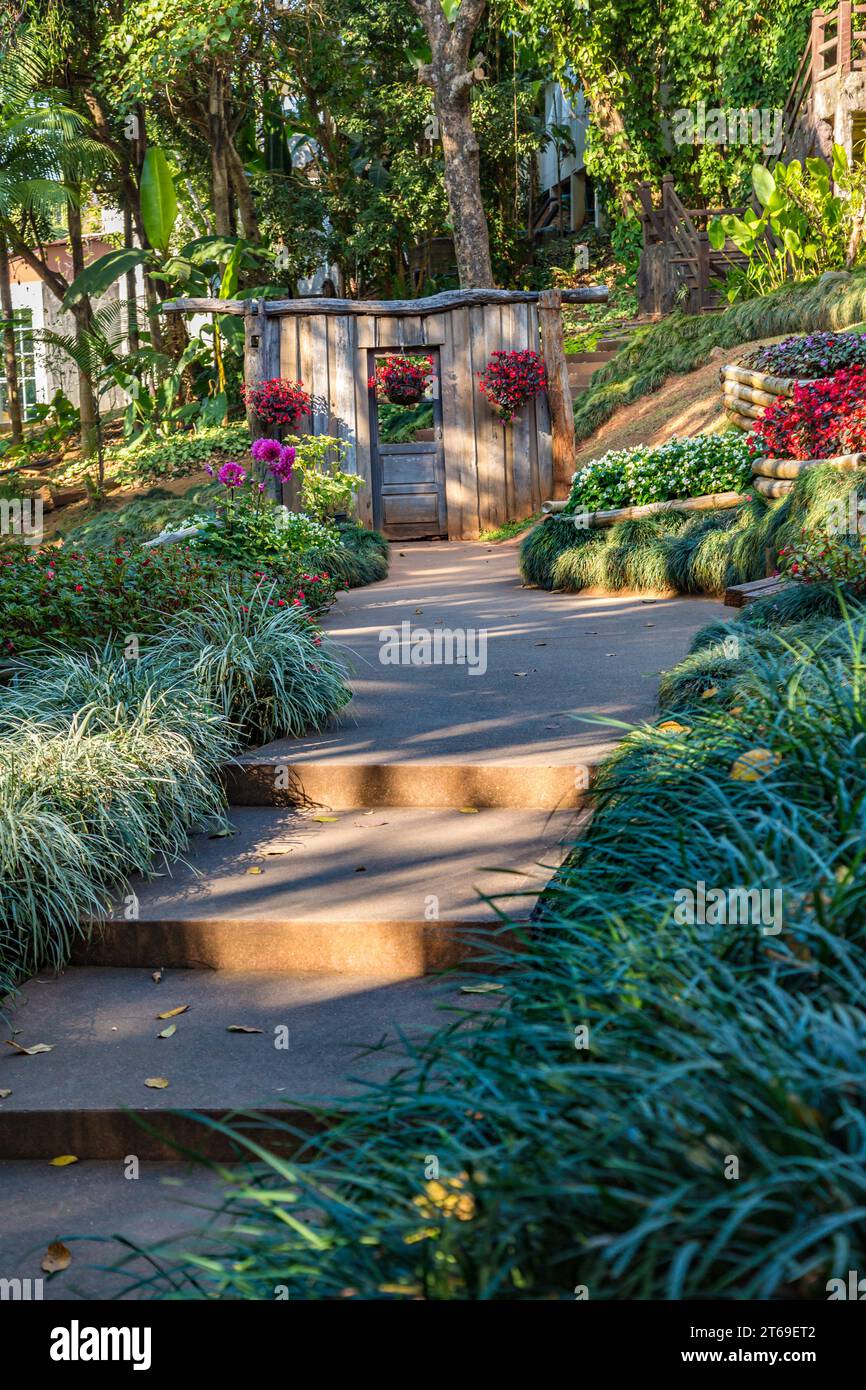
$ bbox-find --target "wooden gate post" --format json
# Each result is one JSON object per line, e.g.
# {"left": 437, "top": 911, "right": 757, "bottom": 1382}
{"left": 538, "top": 288, "right": 576, "bottom": 497}
{"left": 243, "top": 299, "right": 301, "bottom": 508}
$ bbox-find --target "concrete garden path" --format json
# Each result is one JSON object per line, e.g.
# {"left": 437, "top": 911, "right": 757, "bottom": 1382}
{"left": 0, "top": 539, "right": 726, "bottom": 1297}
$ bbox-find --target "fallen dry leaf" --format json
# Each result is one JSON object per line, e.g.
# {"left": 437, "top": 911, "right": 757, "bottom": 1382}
{"left": 49, "top": 1155, "right": 78, "bottom": 1167}
{"left": 157, "top": 1024, "right": 176, "bottom": 1039}
{"left": 730, "top": 748, "right": 780, "bottom": 782}
{"left": 4, "top": 1040, "right": 53, "bottom": 1055}
{"left": 260, "top": 843, "right": 296, "bottom": 855}
{"left": 0, "top": 1089, "right": 11, "bottom": 1098}
{"left": 151, "top": 970, "right": 163, "bottom": 984}
{"left": 226, "top": 1025, "right": 264, "bottom": 1034}
{"left": 42, "top": 1242, "right": 71, "bottom": 1273}
{"left": 156, "top": 1005, "right": 189, "bottom": 1020}
{"left": 311, "top": 815, "right": 339, "bottom": 823}
{"left": 701, "top": 685, "right": 719, "bottom": 699}
{"left": 144, "top": 1077, "right": 169, "bottom": 1089}
{"left": 460, "top": 982, "right": 504, "bottom": 994}
{"left": 208, "top": 828, "right": 236, "bottom": 839}
{"left": 656, "top": 721, "right": 691, "bottom": 736}
{"left": 246, "top": 866, "right": 264, "bottom": 874}
{"left": 458, "top": 806, "right": 479, "bottom": 814}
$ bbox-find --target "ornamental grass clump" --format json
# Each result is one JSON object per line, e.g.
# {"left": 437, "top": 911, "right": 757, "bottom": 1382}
{"left": 0, "top": 684, "right": 229, "bottom": 983}
{"left": 521, "top": 459, "right": 866, "bottom": 596}
{"left": 122, "top": 612, "right": 866, "bottom": 1300}
{"left": 153, "top": 580, "right": 352, "bottom": 745}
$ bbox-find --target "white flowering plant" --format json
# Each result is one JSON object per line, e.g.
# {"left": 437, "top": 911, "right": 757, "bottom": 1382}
{"left": 565, "top": 433, "right": 753, "bottom": 513}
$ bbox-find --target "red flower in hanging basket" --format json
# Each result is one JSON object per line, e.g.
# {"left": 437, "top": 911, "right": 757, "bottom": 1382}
{"left": 478, "top": 350, "right": 546, "bottom": 423}
{"left": 369, "top": 354, "right": 434, "bottom": 406}
{"left": 241, "top": 377, "right": 311, "bottom": 428}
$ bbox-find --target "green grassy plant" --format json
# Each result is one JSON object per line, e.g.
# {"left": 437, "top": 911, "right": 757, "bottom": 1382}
{"left": 116, "top": 605, "right": 866, "bottom": 1300}
{"left": 574, "top": 274, "right": 866, "bottom": 443}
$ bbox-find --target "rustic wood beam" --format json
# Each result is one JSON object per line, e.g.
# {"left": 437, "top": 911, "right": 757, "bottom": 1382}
{"left": 541, "top": 491, "right": 744, "bottom": 526}
{"left": 537, "top": 289, "right": 576, "bottom": 496}
{"left": 162, "top": 286, "right": 610, "bottom": 318}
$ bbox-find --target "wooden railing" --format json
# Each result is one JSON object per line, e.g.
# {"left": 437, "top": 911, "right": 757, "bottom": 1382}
{"left": 811, "top": 2, "right": 866, "bottom": 79}
{"left": 637, "top": 176, "right": 748, "bottom": 312}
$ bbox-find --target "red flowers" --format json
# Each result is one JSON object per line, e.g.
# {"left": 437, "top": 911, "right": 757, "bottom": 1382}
{"left": 749, "top": 367, "right": 866, "bottom": 460}
{"left": 478, "top": 350, "right": 546, "bottom": 423}
{"left": 369, "top": 355, "right": 433, "bottom": 405}
{"left": 241, "top": 378, "right": 311, "bottom": 428}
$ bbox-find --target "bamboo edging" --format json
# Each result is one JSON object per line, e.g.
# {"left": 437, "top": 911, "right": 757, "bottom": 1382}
{"left": 542, "top": 491, "right": 743, "bottom": 528}
{"left": 720, "top": 363, "right": 804, "bottom": 431}
{"left": 721, "top": 364, "right": 799, "bottom": 395}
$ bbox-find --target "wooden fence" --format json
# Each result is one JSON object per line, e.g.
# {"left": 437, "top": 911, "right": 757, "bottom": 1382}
{"left": 164, "top": 287, "right": 607, "bottom": 539}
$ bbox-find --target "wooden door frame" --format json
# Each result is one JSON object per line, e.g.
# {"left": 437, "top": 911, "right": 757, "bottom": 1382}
{"left": 367, "top": 344, "right": 447, "bottom": 536}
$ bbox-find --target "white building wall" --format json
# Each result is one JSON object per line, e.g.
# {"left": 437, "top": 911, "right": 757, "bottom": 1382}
{"left": 537, "top": 83, "right": 589, "bottom": 195}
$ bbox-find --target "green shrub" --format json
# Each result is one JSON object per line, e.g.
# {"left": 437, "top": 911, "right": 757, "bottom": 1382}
{"left": 567, "top": 433, "right": 753, "bottom": 513}
{"left": 108, "top": 423, "right": 252, "bottom": 486}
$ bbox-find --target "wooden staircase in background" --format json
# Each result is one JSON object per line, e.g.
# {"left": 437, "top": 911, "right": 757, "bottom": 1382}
{"left": 636, "top": 4, "right": 866, "bottom": 316}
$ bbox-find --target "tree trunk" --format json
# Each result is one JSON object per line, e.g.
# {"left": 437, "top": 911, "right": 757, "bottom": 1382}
{"left": 0, "top": 228, "right": 23, "bottom": 444}
{"left": 538, "top": 289, "right": 575, "bottom": 495}
{"left": 122, "top": 200, "right": 140, "bottom": 355}
{"left": 209, "top": 65, "right": 232, "bottom": 236}
{"left": 438, "top": 92, "right": 493, "bottom": 287}
{"left": 66, "top": 193, "right": 99, "bottom": 459}
{"left": 412, "top": 0, "right": 494, "bottom": 288}
{"left": 225, "top": 133, "right": 259, "bottom": 241}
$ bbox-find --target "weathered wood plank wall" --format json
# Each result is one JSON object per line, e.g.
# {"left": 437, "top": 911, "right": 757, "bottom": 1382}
{"left": 187, "top": 289, "right": 605, "bottom": 540}
{"left": 269, "top": 300, "right": 553, "bottom": 539}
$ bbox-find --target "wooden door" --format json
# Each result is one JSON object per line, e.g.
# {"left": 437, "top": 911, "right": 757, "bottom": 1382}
{"left": 369, "top": 347, "right": 447, "bottom": 539}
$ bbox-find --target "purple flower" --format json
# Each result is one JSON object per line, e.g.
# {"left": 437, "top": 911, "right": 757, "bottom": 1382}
{"left": 251, "top": 438, "right": 283, "bottom": 464}
{"left": 203, "top": 463, "right": 215, "bottom": 477}
{"left": 269, "top": 444, "right": 295, "bottom": 482}
{"left": 218, "top": 461, "right": 247, "bottom": 487}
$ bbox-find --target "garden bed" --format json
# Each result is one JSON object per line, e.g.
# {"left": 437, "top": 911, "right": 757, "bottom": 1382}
{"left": 720, "top": 363, "right": 800, "bottom": 431}
{"left": 521, "top": 457, "right": 866, "bottom": 597}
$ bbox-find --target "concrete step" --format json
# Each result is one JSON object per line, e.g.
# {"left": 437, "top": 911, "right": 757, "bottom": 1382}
{"left": 0, "top": 967, "right": 495, "bottom": 1159}
{"left": 74, "top": 806, "right": 579, "bottom": 974}
{"left": 1, "top": 1159, "right": 232, "bottom": 1298}
{"left": 224, "top": 757, "right": 590, "bottom": 810}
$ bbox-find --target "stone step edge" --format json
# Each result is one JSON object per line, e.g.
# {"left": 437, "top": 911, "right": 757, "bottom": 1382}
{"left": 221, "top": 759, "right": 598, "bottom": 810}
{"left": 72, "top": 917, "right": 530, "bottom": 974}
{"left": 0, "top": 1105, "right": 325, "bottom": 1161}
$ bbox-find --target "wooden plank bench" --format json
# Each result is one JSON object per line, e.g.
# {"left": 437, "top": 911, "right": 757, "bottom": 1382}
{"left": 724, "top": 575, "right": 791, "bottom": 608}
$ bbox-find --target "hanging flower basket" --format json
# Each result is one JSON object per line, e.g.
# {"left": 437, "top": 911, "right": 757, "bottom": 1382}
{"left": 478, "top": 349, "right": 546, "bottom": 424}
{"left": 369, "top": 354, "right": 433, "bottom": 406}
{"left": 241, "top": 378, "right": 311, "bottom": 429}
